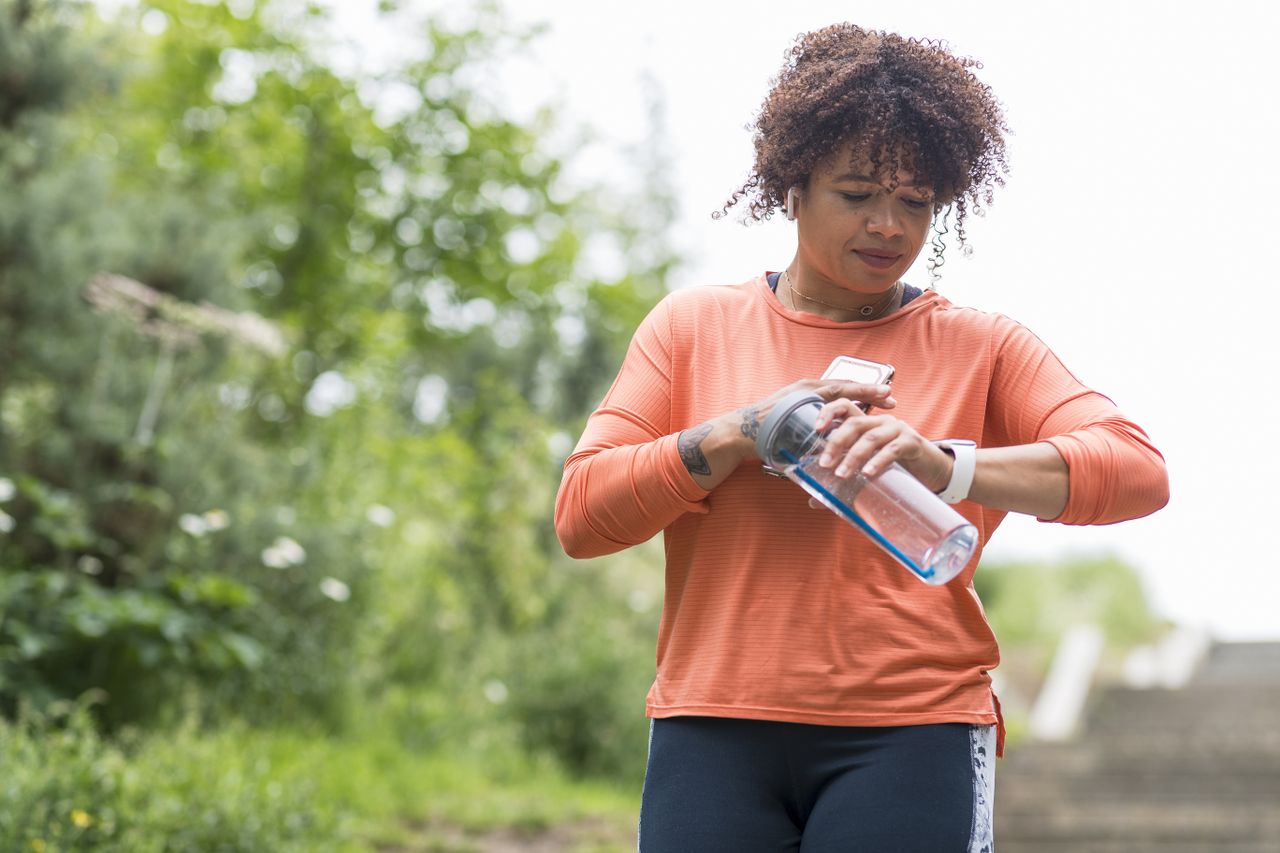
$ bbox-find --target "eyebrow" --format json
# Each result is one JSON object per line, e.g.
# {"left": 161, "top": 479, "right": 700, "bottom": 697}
{"left": 833, "top": 172, "right": 927, "bottom": 190}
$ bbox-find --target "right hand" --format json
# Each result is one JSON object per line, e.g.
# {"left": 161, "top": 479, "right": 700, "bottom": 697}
{"left": 680, "top": 379, "right": 895, "bottom": 491}
{"left": 731, "top": 379, "right": 897, "bottom": 461}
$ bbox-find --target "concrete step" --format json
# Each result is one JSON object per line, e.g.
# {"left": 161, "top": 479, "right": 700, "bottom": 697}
{"left": 997, "top": 771, "right": 1280, "bottom": 805}
{"left": 996, "top": 840, "right": 1279, "bottom": 853}
{"left": 1003, "top": 737, "right": 1280, "bottom": 771}
{"left": 1084, "top": 685, "right": 1280, "bottom": 730}
{"left": 995, "top": 801, "right": 1280, "bottom": 842}
{"left": 994, "top": 643, "right": 1280, "bottom": 850}
{"left": 1196, "top": 642, "right": 1280, "bottom": 685}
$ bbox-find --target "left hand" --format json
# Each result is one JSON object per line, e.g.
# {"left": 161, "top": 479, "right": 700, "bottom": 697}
{"left": 813, "top": 398, "right": 954, "bottom": 492}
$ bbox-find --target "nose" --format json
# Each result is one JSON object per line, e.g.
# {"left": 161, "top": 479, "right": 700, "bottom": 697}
{"left": 866, "top": 197, "right": 904, "bottom": 239}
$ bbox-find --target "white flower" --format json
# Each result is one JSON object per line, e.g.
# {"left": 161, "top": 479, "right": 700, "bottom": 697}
{"left": 202, "top": 509, "right": 230, "bottom": 531}
{"left": 0, "top": 477, "right": 14, "bottom": 502}
{"left": 179, "top": 513, "right": 208, "bottom": 536}
{"left": 482, "top": 679, "right": 509, "bottom": 705}
{"left": 304, "top": 370, "right": 358, "bottom": 417}
{"left": 0, "top": 510, "right": 14, "bottom": 534}
{"left": 365, "top": 504, "right": 395, "bottom": 528}
{"left": 319, "top": 577, "right": 350, "bottom": 602}
{"left": 261, "top": 536, "right": 306, "bottom": 568}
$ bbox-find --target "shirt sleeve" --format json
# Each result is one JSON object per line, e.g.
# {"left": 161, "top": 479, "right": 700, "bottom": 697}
{"left": 985, "top": 319, "right": 1169, "bottom": 526}
{"left": 554, "top": 296, "right": 711, "bottom": 558}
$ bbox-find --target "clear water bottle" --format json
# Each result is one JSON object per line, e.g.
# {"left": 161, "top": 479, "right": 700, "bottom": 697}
{"left": 756, "top": 390, "right": 978, "bottom": 585}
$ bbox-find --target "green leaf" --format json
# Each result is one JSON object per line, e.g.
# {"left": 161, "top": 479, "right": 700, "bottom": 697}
{"left": 221, "top": 631, "right": 264, "bottom": 670}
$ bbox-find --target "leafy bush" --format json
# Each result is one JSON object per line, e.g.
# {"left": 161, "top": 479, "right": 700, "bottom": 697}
{"left": 0, "top": 568, "right": 262, "bottom": 726}
{"left": 503, "top": 556, "right": 660, "bottom": 781}
{"left": 507, "top": 619, "right": 654, "bottom": 780}
{"left": 0, "top": 703, "right": 345, "bottom": 852}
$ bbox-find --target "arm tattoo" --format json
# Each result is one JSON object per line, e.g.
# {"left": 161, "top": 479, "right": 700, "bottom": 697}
{"left": 739, "top": 407, "right": 761, "bottom": 442}
{"left": 678, "top": 422, "right": 714, "bottom": 476}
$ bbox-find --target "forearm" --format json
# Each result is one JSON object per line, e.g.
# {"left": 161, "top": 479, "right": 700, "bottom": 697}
{"left": 679, "top": 409, "right": 756, "bottom": 491}
{"left": 966, "top": 442, "right": 1069, "bottom": 520}
{"left": 555, "top": 433, "right": 710, "bottom": 559}
{"left": 555, "top": 409, "right": 755, "bottom": 559}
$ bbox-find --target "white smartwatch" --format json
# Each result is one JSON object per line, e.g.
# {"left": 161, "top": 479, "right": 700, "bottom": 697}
{"left": 933, "top": 439, "right": 977, "bottom": 505}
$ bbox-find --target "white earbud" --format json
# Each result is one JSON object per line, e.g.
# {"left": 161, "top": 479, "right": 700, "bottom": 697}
{"left": 784, "top": 187, "right": 800, "bottom": 221}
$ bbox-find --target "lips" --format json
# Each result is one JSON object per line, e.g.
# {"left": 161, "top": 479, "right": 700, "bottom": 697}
{"left": 854, "top": 250, "right": 901, "bottom": 270}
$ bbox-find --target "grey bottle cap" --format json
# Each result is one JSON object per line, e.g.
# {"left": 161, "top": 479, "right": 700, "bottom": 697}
{"left": 755, "top": 389, "right": 824, "bottom": 465}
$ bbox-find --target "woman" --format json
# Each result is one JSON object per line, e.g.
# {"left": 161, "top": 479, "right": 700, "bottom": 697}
{"left": 554, "top": 24, "right": 1168, "bottom": 852}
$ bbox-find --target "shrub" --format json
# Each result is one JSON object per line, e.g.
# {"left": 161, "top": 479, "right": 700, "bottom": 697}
{"left": 504, "top": 565, "right": 659, "bottom": 781}
{"left": 0, "top": 702, "right": 345, "bottom": 852}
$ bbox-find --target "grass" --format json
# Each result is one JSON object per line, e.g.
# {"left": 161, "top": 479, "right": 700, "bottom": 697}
{"left": 1, "top": 705, "right": 642, "bottom": 852}
{"left": 250, "top": 724, "right": 641, "bottom": 850}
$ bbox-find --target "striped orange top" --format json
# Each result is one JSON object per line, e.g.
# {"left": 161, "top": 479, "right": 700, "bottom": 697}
{"left": 555, "top": 273, "right": 1168, "bottom": 738}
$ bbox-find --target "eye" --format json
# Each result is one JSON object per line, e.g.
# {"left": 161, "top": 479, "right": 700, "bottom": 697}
{"left": 902, "top": 197, "right": 930, "bottom": 210}
{"left": 839, "top": 192, "right": 871, "bottom": 203}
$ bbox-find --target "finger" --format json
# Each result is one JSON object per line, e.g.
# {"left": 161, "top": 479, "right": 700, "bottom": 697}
{"left": 859, "top": 438, "right": 909, "bottom": 477}
{"left": 815, "top": 398, "right": 864, "bottom": 431}
{"left": 822, "top": 381, "right": 894, "bottom": 406}
{"left": 819, "top": 416, "right": 885, "bottom": 468}
{"left": 814, "top": 381, "right": 895, "bottom": 408}
{"left": 834, "top": 423, "right": 900, "bottom": 477}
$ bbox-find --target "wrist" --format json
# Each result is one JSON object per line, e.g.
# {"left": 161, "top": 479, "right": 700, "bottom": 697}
{"left": 927, "top": 446, "right": 956, "bottom": 493}
{"left": 731, "top": 405, "right": 766, "bottom": 460}
{"left": 933, "top": 439, "right": 978, "bottom": 504}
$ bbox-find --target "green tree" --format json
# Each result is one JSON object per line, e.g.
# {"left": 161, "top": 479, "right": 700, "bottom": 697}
{"left": 1, "top": 0, "right": 678, "bottom": 770}
{"left": 0, "top": 0, "right": 364, "bottom": 726}
{"left": 974, "top": 551, "right": 1167, "bottom": 689}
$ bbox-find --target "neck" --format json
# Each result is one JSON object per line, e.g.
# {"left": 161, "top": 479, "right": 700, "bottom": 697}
{"left": 782, "top": 267, "right": 901, "bottom": 322}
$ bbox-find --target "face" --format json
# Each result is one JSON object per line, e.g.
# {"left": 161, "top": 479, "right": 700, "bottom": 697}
{"left": 794, "top": 143, "right": 935, "bottom": 294}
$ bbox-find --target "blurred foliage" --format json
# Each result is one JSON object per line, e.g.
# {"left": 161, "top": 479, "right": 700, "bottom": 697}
{"left": 0, "top": 0, "right": 675, "bottom": 756}
{"left": 0, "top": 696, "right": 642, "bottom": 851}
{"left": 0, "top": 563, "right": 263, "bottom": 724}
{"left": 0, "top": 700, "right": 343, "bottom": 851}
{"left": 974, "top": 551, "right": 1166, "bottom": 720}
{"left": 974, "top": 552, "right": 1165, "bottom": 653}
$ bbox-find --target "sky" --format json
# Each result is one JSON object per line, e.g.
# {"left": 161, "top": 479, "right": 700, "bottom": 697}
{"left": 103, "top": 0, "right": 1280, "bottom": 639}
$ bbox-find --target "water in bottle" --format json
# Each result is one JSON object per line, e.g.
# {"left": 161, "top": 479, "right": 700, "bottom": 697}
{"left": 756, "top": 390, "right": 978, "bottom": 585}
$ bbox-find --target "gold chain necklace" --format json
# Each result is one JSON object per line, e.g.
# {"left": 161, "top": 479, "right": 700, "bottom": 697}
{"left": 782, "top": 268, "right": 902, "bottom": 320}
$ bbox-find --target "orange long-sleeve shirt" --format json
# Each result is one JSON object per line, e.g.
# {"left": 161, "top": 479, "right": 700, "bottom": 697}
{"left": 555, "top": 273, "right": 1168, "bottom": 736}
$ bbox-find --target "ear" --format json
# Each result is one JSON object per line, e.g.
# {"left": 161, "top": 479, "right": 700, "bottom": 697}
{"left": 784, "top": 187, "right": 800, "bottom": 221}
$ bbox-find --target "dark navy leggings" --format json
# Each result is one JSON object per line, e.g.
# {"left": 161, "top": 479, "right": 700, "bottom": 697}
{"left": 638, "top": 716, "right": 995, "bottom": 853}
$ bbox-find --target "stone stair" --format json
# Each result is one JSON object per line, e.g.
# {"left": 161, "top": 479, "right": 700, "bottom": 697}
{"left": 995, "top": 642, "right": 1280, "bottom": 852}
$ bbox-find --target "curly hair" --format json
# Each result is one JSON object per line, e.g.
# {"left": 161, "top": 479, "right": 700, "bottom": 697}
{"left": 715, "top": 24, "right": 1010, "bottom": 276}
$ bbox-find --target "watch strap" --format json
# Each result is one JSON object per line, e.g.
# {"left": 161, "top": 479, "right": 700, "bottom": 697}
{"left": 934, "top": 439, "right": 977, "bottom": 505}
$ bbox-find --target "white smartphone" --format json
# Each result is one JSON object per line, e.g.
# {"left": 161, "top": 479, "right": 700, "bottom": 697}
{"left": 822, "top": 355, "right": 895, "bottom": 386}
{"left": 822, "top": 356, "right": 895, "bottom": 413}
